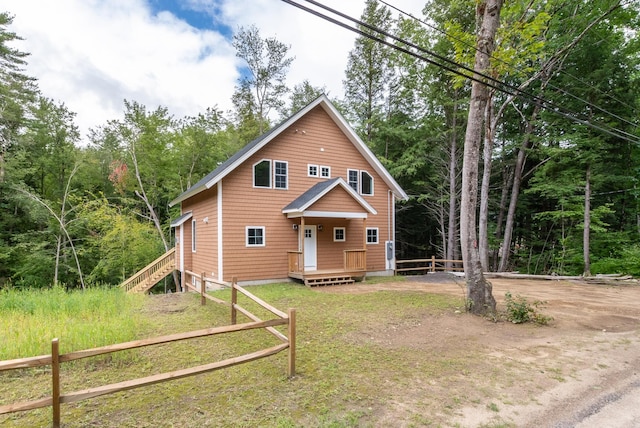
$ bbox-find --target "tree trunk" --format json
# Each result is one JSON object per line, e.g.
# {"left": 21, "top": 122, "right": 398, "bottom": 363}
{"left": 498, "top": 105, "right": 540, "bottom": 271}
{"left": 479, "top": 94, "right": 496, "bottom": 271}
{"left": 446, "top": 95, "right": 458, "bottom": 269}
{"left": 493, "top": 162, "right": 512, "bottom": 271}
{"left": 0, "top": 150, "right": 5, "bottom": 183}
{"left": 583, "top": 164, "right": 591, "bottom": 276}
{"left": 460, "top": 0, "right": 502, "bottom": 315}
{"left": 130, "top": 144, "right": 181, "bottom": 291}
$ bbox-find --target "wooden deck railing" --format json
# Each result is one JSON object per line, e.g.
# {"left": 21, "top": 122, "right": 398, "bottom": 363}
{"left": 287, "top": 251, "right": 303, "bottom": 273}
{"left": 395, "top": 256, "right": 464, "bottom": 275}
{"left": 287, "top": 249, "right": 367, "bottom": 273}
{"left": 344, "top": 249, "right": 366, "bottom": 271}
{"left": 0, "top": 277, "right": 295, "bottom": 427}
{"left": 119, "top": 248, "right": 176, "bottom": 293}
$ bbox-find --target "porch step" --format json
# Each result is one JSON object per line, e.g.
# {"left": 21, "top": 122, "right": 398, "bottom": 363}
{"left": 304, "top": 276, "right": 355, "bottom": 287}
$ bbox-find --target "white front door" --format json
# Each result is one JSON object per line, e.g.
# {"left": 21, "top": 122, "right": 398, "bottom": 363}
{"left": 303, "top": 226, "right": 317, "bottom": 271}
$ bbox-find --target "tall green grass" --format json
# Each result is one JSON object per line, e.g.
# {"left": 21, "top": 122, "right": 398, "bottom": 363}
{"left": 0, "top": 286, "right": 146, "bottom": 360}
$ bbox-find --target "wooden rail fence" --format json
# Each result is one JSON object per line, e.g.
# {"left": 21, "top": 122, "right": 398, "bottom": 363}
{"left": 0, "top": 277, "right": 295, "bottom": 427}
{"left": 395, "top": 256, "right": 464, "bottom": 275}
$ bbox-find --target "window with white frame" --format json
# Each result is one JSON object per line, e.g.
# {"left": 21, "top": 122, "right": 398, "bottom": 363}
{"left": 191, "top": 220, "right": 197, "bottom": 252}
{"left": 253, "top": 160, "right": 271, "bottom": 188}
{"left": 333, "top": 227, "right": 346, "bottom": 242}
{"left": 361, "top": 171, "right": 374, "bottom": 195}
{"left": 274, "top": 161, "right": 288, "bottom": 189}
{"left": 246, "top": 226, "right": 265, "bottom": 247}
{"left": 320, "top": 166, "right": 331, "bottom": 178}
{"left": 308, "top": 164, "right": 318, "bottom": 177}
{"left": 347, "top": 169, "right": 374, "bottom": 195}
{"left": 348, "top": 169, "right": 359, "bottom": 191}
{"left": 366, "top": 227, "right": 379, "bottom": 244}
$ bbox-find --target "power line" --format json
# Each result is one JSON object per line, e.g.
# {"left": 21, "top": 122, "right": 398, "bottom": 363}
{"left": 380, "top": 0, "right": 639, "bottom": 128}
{"left": 280, "top": 0, "right": 640, "bottom": 144}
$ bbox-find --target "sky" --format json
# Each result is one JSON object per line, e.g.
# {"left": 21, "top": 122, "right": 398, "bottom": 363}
{"left": 4, "top": 0, "right": 426, "bottom": 143}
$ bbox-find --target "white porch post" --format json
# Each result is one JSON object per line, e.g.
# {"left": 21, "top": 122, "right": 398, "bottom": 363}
{"left": 300, "top": 217, "right": 306, "bottom": 274}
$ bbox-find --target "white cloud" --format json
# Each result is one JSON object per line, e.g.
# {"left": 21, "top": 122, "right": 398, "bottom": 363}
{"left": 3, "top": 0, "right": 425, "bottom": 142}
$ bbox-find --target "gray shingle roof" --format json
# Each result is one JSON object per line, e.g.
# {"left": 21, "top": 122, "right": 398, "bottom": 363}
{"left": 282, "top": 178, "right": 341, "bottom": 212}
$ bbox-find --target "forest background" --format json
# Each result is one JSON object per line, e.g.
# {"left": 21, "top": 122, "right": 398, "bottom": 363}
{"left": 1, "top": 0, "right": 639, "bottom": 290}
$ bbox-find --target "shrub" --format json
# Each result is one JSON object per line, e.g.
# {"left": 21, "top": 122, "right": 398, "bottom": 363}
{"left": 504, "top": 291, "right": 552, "bottom": 325}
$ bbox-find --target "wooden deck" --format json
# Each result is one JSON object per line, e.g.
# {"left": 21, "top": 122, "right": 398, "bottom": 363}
{"left": 287, "top": 249, "right": 367, "bottom": 286}
{"left": 288, "top": 269, "right": 365, "bottom": 286}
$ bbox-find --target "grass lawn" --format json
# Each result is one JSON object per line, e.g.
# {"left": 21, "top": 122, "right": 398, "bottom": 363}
{"left": 0, "top": 279, "right": 470, "bottom": 427}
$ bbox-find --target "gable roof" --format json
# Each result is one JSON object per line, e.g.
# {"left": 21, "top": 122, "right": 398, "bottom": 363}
{"left": 282, "top": 177, "right": 376, "bottom": 217}
{"left": 169, "top": 94, "right": 408, "bottom": 207}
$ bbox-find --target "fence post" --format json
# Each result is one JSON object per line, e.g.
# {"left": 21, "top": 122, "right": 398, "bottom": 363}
{"left": 231, "top": 277, "right": 238, "bottom": 325}
{"left": 201, "top": 272, "right": 206, "bottom": 305}
{"left": 287, "top": 308, "right": 296, "bottom": 377}
{"left": 431, "top": 255, "right": 436, "bottom": 273}
{"left": 52, "top": 338, "right": 60, "bottom": 428}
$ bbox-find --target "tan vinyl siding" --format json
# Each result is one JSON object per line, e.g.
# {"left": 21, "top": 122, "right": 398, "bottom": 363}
{"left": 314, "top": 218, "right": 363, "bottom": 270}
{"left": 181, "top": 185, "right": 218, "bottom": 279}
{"left": 217, "top": 106, "right": 393, "bottom": 281}
{"left": 307, "top": 186, "right": 367, "bottom": 213}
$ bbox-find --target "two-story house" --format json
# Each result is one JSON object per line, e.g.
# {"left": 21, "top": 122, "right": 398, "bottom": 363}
{"left": 169, "top": 95, "right": 408, "bottom": 287}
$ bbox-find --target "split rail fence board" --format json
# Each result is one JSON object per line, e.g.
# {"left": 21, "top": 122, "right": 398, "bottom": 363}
{"left": 395, "top": 257, "right": 464, "bottom": 274}
{"left": 0, "top": 276, "right": 296, "bottom": 427}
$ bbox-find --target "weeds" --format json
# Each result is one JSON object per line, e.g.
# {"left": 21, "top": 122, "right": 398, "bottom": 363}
{"left": 0, "top": 286, "right": 145, "bottom": 359}
{"left": 503, "top": 292, "right": 553, "bottom": 325}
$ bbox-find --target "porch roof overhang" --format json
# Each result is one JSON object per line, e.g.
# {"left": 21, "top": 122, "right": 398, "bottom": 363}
{"left": 282, "top": 177, "right": 376, "bottom": 219}
{"left": 170, "top": 211, "right": 192, "bottom": 228}
{"left": 285, "top": 211, "right": 368, "bottom": 219}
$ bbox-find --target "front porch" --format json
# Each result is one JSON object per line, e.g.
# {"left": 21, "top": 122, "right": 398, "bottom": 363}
{"left": 287, "top": 249, "right": 366, "bottom": 286}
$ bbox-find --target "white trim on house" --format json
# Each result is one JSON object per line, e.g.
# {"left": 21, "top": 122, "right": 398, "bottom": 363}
{"left": 217, "top": 182, "right": 223, "bottom": 282}
{"left": 170, "top": 211, "right": 192, "bottom": 227}
{"left": 246, "top": 226, "right": 266, "bottom": 247}
{"left": 282, "top": 177, "right": 377, "bottom": 216}
{"left": 274, "top": 160, "right": 288, "bottom": 190}
{"left": 366, "top": 227, "right": 379, "bottom": 244}
{"left": 286, "top": 211, "right": 368, "bottom": 219}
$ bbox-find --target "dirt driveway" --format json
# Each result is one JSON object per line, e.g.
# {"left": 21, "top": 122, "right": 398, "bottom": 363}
{"left": 318, "top": 274, "right": 640, "bottom": 427}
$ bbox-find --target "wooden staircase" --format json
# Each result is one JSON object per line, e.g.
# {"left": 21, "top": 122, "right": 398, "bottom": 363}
{"left": 120, "top": 248, "right": 176, "bottom": 293}
{"left": 304, "top": 275, "right": 355, "bottom": 287}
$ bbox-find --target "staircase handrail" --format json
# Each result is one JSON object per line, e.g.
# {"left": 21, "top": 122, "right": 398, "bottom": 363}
{"left": 120, "top": 248, "right": 176, "bottom": 292}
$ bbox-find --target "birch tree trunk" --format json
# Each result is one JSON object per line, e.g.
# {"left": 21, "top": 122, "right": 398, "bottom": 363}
{"left": 130, "top": 143, "right": 181, "bottom": 290}
{"left": 460, "top": 0, "right": 502, "bottom": 315}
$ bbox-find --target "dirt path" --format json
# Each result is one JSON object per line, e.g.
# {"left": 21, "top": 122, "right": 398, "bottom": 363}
{"left": 318, "top": 274, "right": 640, "bottom": 426}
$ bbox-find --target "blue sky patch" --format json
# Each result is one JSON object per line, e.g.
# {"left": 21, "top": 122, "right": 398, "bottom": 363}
{"left": 149, "top": 0, "right": 234, "bottom": 38}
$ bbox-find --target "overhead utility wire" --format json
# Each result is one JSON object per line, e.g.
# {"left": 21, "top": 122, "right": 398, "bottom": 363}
{"left": 379, "top": 0, "right": 639, "bottom": 127}
{"left": 282, "top": 0, "right": 639, "bottom": 144}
